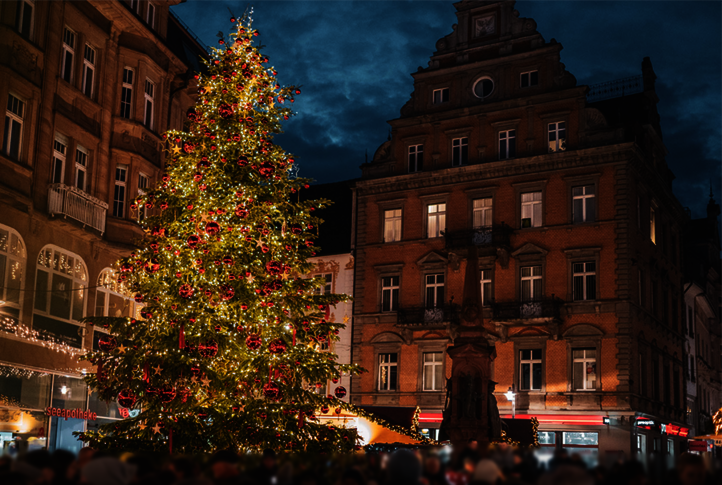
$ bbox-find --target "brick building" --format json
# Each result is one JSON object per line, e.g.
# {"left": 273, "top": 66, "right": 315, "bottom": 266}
{"left": 0, "top": 0, "right": 204, "bottom": 454}
{"left": 350, "top": 0, "right": 689, "bottom": 466}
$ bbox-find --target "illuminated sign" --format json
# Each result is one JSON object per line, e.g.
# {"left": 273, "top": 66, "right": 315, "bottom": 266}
{"left": 44, "top": 407, "right": 97, "bottom": 421}
{"left": 603, "top": 417, "right": 611, "bottom": 425}
{"left": 635, "top": 418, "right": 657, "bottom": 430}
{"left": 662, "top": 423, "right": 689, "bottom": 437}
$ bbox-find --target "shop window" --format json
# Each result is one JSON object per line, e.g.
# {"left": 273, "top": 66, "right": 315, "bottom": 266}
{"left": 33, "top": 246, "right": 88, "bottom": 347}
{"left": 408, "top": 144, "right": 423, "bottom": 173}
{"left": 120, "top": 68, "right": 134, "bottom": 119}
{"left": 473, "top": 198, "right": 492, "bottom": 228}
{"left": 61, "top": 27, "right": 75, "bottom": 84}
{"left": 0, "top": 225, "right": 26, "bottom": 320}
{"left": 422, "top": 352, "right": 444, "bottom": 391}
{"left": 519, "top": 349, "right": 542, "bottom": 391}
{"left": 426, "top": 203, "right": 446, "bottom": 238}
{"left": 538, "top": 431, "right": 555, "bottom": 445}
{"left": 562, "top": 432, "right": 599, "bottom": 468}
{"left": 49, "top": 376, "right": 87, "bottom": 454}
{"left": 381, "top": 276, "right": 399, "bottom": 312}
{"left": 572, "top": 185, "right": 596, "bottom": 223}
{"left": 378, "top": 353, "right": 398, "bottom": 391}
{"left": 572, "top": 349, "right": 597, "bottom": 390}
{"left": 4, "top": 93, "right": 25, "bottom": 161}
{"left": 95, "top": 268, "right": 137, "bottom": 319}
{"left": 384, "top": 209, "right": 402, "bottom": 242}
{"left": 521, "top": 191, "right": 542, "bottom": 228}
{"left": 452, "top": 137, "right": 468, "bottom": 166}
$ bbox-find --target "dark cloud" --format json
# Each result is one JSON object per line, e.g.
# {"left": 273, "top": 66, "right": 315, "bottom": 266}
{"left": 172, "top": 0, "right": 721, "bottom": 218}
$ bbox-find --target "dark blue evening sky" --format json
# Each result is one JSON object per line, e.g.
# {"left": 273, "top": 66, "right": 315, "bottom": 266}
{"left": 171, "top": 0, "right": 721, "bottom": 218}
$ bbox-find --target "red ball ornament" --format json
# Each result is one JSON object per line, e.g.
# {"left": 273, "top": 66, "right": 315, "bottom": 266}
{"left": 205, "top": 221, "right": 221, "bottom": 235}
{"left": 186, "top": 107, "right": 199, "bottom": 122}
{"left": 220, "top": 284, "right": 235, "bottom": 301}
{"left": 159, "top": 385, "right": 176, "bottom": 403}
{"left": 235, "top": 206, "right": 249, "bottom": 218}
{"left": 134, "top": 293, "right": 144, "bottom": 303}
{"left": 98, "top": 335, "right": 117, "bottom": 352}
{"left": 139, "top": 309, "right": 153, "bottom": 319}
{"left": 263, "top": 382, "right": 281, "bottom": 400}
{"left": 334, "top": 386, "right": 347, "bottom": 399}
{"left": 265, "top": 260, "right": 284, "bottom": 275}
{"left": 120, "top": 262, "right": 134, "bottom": 273}
{"left": 245, "top": 334, "right": 262, "bottom": 350}
{"left": 179, "top": 284, "right": 194, "bottom": 299}
{"left": 290, "top": 224, "right": 303, "bottom": 235}
{"left": 198, "top": 340, "right": 218, "bottom": 358}
{"left": 321, "top": 405, "right": 330, "bottom": 414}
{"left": 269, "top": 338, "right": 286, "bottom": 354}
{"left": 257, "top": 161, "right": 275, "bottom": 178}
{"left": 222, "top": 255, "right": 234, "bottom": 266}
{"left": 182, "top": 142, "right": 195, "bottom": 153}
{"left": 237, "top": 156, "right": 249, "bottom": 166}
{"left": 187, "top": 235, "right": 201, "bottom": 248}
{"left": 218, "top": 103, "right": 234, "bottom": 118}
{"left": 117, "top": 389, "right": 137, "bottom": 408}
{"left": 332, "top": 377, "right": 339, "bottom": 384}
{"left": 335, "top": 407, "right": 342, "bottom": 415}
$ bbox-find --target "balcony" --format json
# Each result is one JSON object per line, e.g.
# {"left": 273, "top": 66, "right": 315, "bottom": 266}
{"left": 444, "top": 224, "right": 512, "bottom": 250}
{"left": 48, "top": 184, "right": 108, "bottom": 234}
{"left": 491, "top": 298, "right": 563, "bottom": 323}
{"left": 397, "top": 304, "right": 460, "bottom": 327}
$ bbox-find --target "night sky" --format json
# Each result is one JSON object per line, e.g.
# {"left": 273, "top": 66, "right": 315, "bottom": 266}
{"left": 171, "top": 0, "right": 721, "bottom": 218}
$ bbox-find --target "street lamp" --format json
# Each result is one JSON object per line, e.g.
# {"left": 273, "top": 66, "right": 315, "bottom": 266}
{"left": 504, "top": 387, "right": 516, "bottom": 419}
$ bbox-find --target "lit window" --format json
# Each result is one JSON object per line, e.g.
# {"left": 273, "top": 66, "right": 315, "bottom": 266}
{"left": 548, "top": 121, "right": 566, "bottom": 152}
{"left": 120, "top": 68, "right": 134, "bottom": 119}
{"left": 381, "top": 276, "right": 399, "bottom": 312}
{"left": 427, "top": 203, "right": 446, "bottom": 238}
{"left": 408, "top": 144, "right": 423, "bottom": 173}
{"left": 0, "top": 225, "right": 26, "bottom": 320}
{"left": 520, "top": 349, "right": 542, "bottom": 390}
{"left": 650, "top": 206, "right": 656, "bottom": 244}
{"left": 432, "top": 88, "right": 449, "bottom": 104}
{"left": 51, "top": 136, "right": 67, "bottom": 184}
{"left": 61, "top": 27, "right": 75, "bottom": 84}
{"left": 425, "top": 274, "right": 444, "bottom": 308}
{"left": 146, "top": 3, "right": 155, "bottom": 29}
{"left": 520, "top": 70, "right": 538, "bottom": 88}
{"left": 473, "top": 77, "right": 494, "bottom": 99}
{"left": 34, "top": 246, "right": 87, "bottom": 324}
{"left": 473, "top": 198, "right": 492, "bottom": 228}
{"left": 378, "top": 353, "right": 398, "bottom": 391}
{"left": 452, "top": 137, "right": 468, "bottom": 166}
{"left": 572, "top": 185, "right": 596, "bottom": 223}
{"left": 144, "top": 79, "right": 155, "bottom": 129}
{"left": 113, "top": 165, "right": 127, "bottom": 218}
{"left": 520, "top": 265, "right": 542, "bottom": 301}
{"left": 384, "top": 209, "right": 402, "bottom": 242}
{"left": 15, "top": 0, "right": 34, "bottom": 39}
{"left": 74, "top": 146, "right": 88, "bottom": 191}
{"left": 4, "top": 94, "right": 25, "bottom": 160}
{"left": 521, "top": 191, "right": 542, "bottom": 228}
{"left": 563, "top": 432, "right": 598, "bottom": 446}
{"left": 572, "top": 262, "right": 596, "bottom": 301}
{"left": 480, "top": 269, "right": 492, "bottom": 307}
{"left": 423, "top": 352, "right": 444, "bottom": 391}
{"left": 572, "top": 349, "right": 597, "bottom": 390}
{"left": 499, "top": 129, "right": 516, "bottom": 160}
{"left": 82, "top": 45, "right": 96, "bottom": 98}
{"left": 95, "top": 268, "right": 137, "bottom": 318}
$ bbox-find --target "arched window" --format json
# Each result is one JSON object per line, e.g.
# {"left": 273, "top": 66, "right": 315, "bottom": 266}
{"left": 0, "top": 225, "right": 26, "bottom": 320}
{"left": 33, "top": 246, "right": 87, "bottom": 347}
{"left": 95, "top": 268, "right": 138, "bottom": 318}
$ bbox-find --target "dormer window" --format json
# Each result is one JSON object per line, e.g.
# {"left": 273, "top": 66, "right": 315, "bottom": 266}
{"left": 432, "top": 88, "right": 449, "bottom": 104}
{"left": 473, "top": 77, "right": 494, "bottom": 99}
{"left": 521, "top": 71, "right": 538, "bottom": 88}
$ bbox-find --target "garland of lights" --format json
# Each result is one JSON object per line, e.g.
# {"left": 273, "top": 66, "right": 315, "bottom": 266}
{"left": 0, "top": 316, "right": 83, "bottom": 357}
{"left": 713, "top": 408, "right": 722, "bottom": 435}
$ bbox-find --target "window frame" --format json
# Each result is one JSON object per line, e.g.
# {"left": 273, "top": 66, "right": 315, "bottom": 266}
{"left": 548, "top": 121, "right": 567, "bottom": 153}
{"left": 383, "top": 208, "right": 402, "bottom": 243}
{"left": 0, "top": 224, "right": 27, "bottom": 321}
{"left": 82, "top": 44, "right": 96, "bottom": 98}
{"left": 480, "top": 268, "right": 493, "bottom": 307}
{"left": 143, "top": 79, "right": 155, "bottom": 130}
{"left": 4, "top": 93, "right": 25, "bottom": 160}
{"left": 51, "top": 135, "right": 68, "bottom": 185}
{"left": 377, "top": 352, "right": 399, "bottom": 391}
{"left": 520, "top": 265, "right": 543, "bottom": 301}
{"left": 380, "top": 275, "right": 400, "bottom": 313}
{"left": 15, "top": 0, "right": 35, "bottom": 39}
{"left": 520, "top": 191, "right": 543, "bottom": 228}
{"left": 432, "top": 87, "right": 449, "bottom": 105}
{"left": 61, "top": 27, "right": 76, "bottom": 84}
{"left": 422, "top": 351, "right": 445, "bottom": 392}
{"left": 33, "top": 245, "right": 88, "bottom": 326}
{"left": 572, "top": 261, "right": 597, "bottom": 302}
{"left": 120, "top": 68, "right": 134, "bottom": 119}
{"left": 74, "top": 145, "right": 88, "bottom": 192}
{"left": 472, "top": 76, "right": 494, "bottom": 99}
{"left": 408, "top": 144, "right": 423, "bottom": 173}
{"left": 425, "top": 202, "right": 447, "bottom": 239}
{"left": 472, "top": 197, "right": 493, "bottom": 228}
{"left": 518, "top": 347, "right": 543, "bottom": 391}
{"left": 113, "top": 164, "right": 128, "bottom": 218}
{"left": 137, "top": 172, "right": 149, "bottom": 221}
{"left": 520, "top": 70, "right": 539, "bottom": 88}
{"left": 498, "top": 129, "right": 516, "bottom": 160}
{"left": 146, "top": 3, "right": 156, "bottom": 29}
{"left": 424, "top": 273, "right": 445, "bottom": 309}
{"left": 571, "top": 348, "right": 599, "bottom": 391}
{"left": 95, "top": 268, "right": 139, "bottom": 319}
{"left": 451, "top": 137, "right": 468, "bottom": 166}
{"left": 564, "top": 248, "right": 601, "bottom": 303}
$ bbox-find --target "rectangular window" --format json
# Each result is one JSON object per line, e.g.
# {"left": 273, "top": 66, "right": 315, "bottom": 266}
{"left": 15, "top": 0, "right": 34, "bottom": 39}
{"left": 51, "top": 137, "right": 67, "bottom": 184}
{"left": 146, "top": 3, "right": 156, "bottom": 28}
{"left": 548, "top": 121, "right": 566, "bottom": 152}
{"left": 74, "top": 146, "right": 88, "bottom": 191}
{"left": 113, "top": 164, "right": 127, "bottom": 218}
{"left": 520, "top": 349, "right": 542, "bottom": 390}
{"left": 61, "top": 27, "right": 75, "bottom": 83}
{"left": 425, "top": 274, "right": 444, "bottom": 308}
{"left": 572, "top": 262, "right": 596, "bottom": 301}
{"left": 4, "top": 94, "right": 25, "bottom": 160}
{"left": 82, "top": 44, "right": 96, "bottom": 98}
{"left": 573, "top": 348, "right": 597, "bottom": 390}
{"left": 384, "top": 209, "right": 402, "bottom": 242}
{"left": 563, "top": 432, "right": 598, "bottom": 446}
{"left": 314, "top": 273, "right": 332, "bottom": 295}
{"left": 650, "top": 206, "right": 656, "bottom": 244}
{"left": 378, "top": 353, "right": 398, "bottom": 391}
{"left": 137, "top": 172, "right": 149, "bottom": 221}
{"left": 120, "top": 68, "right": 134, "bottom": 119}
{"left": 432, "top": 88, "right": 449, "bottom": 104}
{"left": 521, "top": 191, "right": 542, "bottom": 228}
{"left": 423, "top": 352, "right": 444, "bottom": 391}
{"left": 452, "top": 137, "right": 468, "bottom": 166}
{"left": 130, "top": 0, "right": 140, "bottom": 13}
{"left": 408, "top": 144, "right": 423, "bottom": 172}
{"left": 480, "top": 269, "right": 492, "bottom": 307}
{"left": 572, "top": 185, "right": 596, "bottom": 223}
{"left": 144, "top": 79, "right": 155, "bottom": 129}
{"left": 427, "top": 203, "right": 446, "bottom": 238}
{"left": 521, "top": 265, "right": 542, "bottom": 301}
{"left": 520, "top": 70, "right": 538, "bottom": 88}
{"left": 473, "top": 198, "right": 493, "bottom": 228}
{"left": 381, "top": 276, "right": 399, "bottom": 312}
{"left": 498, "top": 129, "right": 516, "bottom": 160}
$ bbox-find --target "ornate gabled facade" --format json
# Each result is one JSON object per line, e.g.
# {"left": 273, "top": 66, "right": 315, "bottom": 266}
{"left": 351, "top": 0, "right": 688, "bottom": 467}
{"left": 0, "top": 0, "right": 205, "bottom": 454}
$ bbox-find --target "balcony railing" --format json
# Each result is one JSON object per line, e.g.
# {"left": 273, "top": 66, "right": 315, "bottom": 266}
{"left": 397, "top": 304, "right": 460, "bottom": 327}
{"left": 586, "top": 75, "right": 643, "bottom": 103}
{"left": 491, "top": 298, "right": 562, "bottom": 322}
{"left": 444, "top": 224, "right": 512, "bottom": 250}
{"left": 48, "top": 184, "right": 108, "bottom": 234}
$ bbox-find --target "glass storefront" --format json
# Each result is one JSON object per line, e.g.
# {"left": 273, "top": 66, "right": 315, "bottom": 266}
{"left": 533, "top": 430, "right": 599, "bottom": 469}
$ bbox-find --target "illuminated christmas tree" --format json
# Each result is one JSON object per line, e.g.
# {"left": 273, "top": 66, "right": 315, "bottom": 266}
{"left": 78, "top": 13, "right": 363, "bottom": 453}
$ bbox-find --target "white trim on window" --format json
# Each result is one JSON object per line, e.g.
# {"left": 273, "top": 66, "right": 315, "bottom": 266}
{"left": 113, "top": 164, "right": 128, "bottom": 218}
{"left": 74, "top": 145, "right": 88, "bottom": 192}
{"left": 422, "top": 352, "right": 444, "bottom": 391}
{"left": 120, "top": 68, "right": 134, "bottom": 119}
{"left": 34, "top": 245, "right": 88, "bottom": 324}
{"left": 384, "top": 209, "right": 402, "bottom": 243}
{"left": 432, "top": 87, "right": 449, "bottom": 104}
{"left": 426, "top": 203, "right": 446, "bottom": 238}
{"left": 378, "top": 353, "right": 398, "bottom": 391}
{"left": 521, "top": 265, "right": 542, "bottom": 301}
{"left": 572, "top": 348, "right": 597, "bottom": 390}
{"left": 572, "top": 185, "right": 596, "bottom": 223}
{"left": 51, "top": 135, "right": 67, "bottom": 184}
{"left": 381, "top": 276, "right": 399, "bottom": 312}
{"left": 452, "top": 137, "right": 468, "bottom": 166}
{"left": 0, "top": 224, "right": 27, "bottom": 322}
{"left": 481, "top": 269, "right": 492, "bottom": 307}
{"left": 519, "top": 348, "right": 542, "bottom": 391}
{"left": 4, "top": 94, "right": 25, "bottom": 160}
{"left": 424, "top": 273, "right": 445, "bottom": 308}
{"left": 95, "top": 268, "right": 139, "bottom": 319}
{"left": 82, "top": 44, "right": 96, "bottom": 98}
{"left": 146, "top": 3, "right": 156, "bottom": 29}
{"left": 473, "top": 198, "right": 492, "bottom": 228}
{"left": 520, "top": 70, "right": 538, "bottom": 88}
{"left": 408, "top": 144, "right": 423, "bottom": 173}
{"left": 548, "top": 121, "right": 566, "bottom": 152}
{"left": 15, "top": 0, "right": 35, "bottom": 39}
{"left": 498, "top": 129, "right": 516, "bottom": 160}
{"left": 521, "top": 191, "right": 542, "bottom": 228}
{"left": 61, "top": 27, "right": 76, "bottom": 84}
{"left": 572, "top": 261, "right": 596, "bottom": 301}
{"left": 144, "top": 79, "right": 155, "bottom": 129}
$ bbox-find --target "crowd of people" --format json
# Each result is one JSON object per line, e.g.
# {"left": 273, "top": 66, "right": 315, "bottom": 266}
{"left": 0, "top": 441, "right": 719, "bottom": 485}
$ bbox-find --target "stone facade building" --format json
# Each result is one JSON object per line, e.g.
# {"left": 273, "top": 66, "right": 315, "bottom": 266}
{"left": 0, "top": 0, "right": 204, "bottom": 454}
{"left": 350, "top": 0, "right": 689, "bottom": 466}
